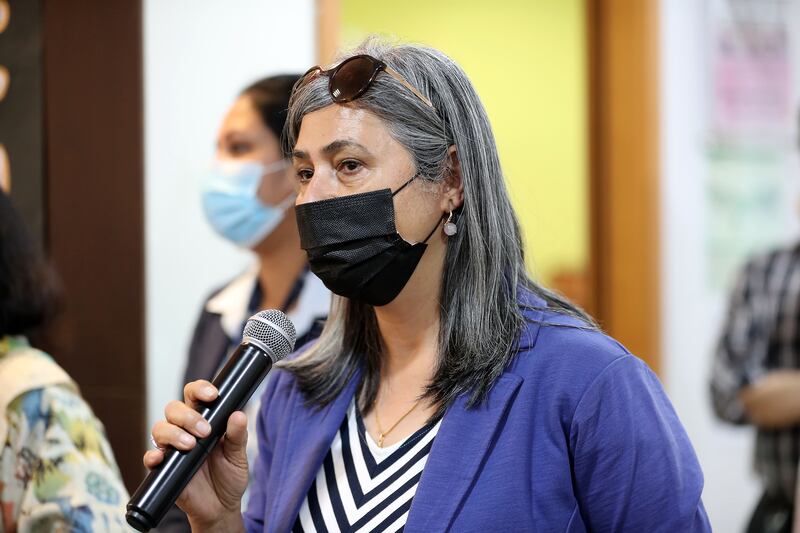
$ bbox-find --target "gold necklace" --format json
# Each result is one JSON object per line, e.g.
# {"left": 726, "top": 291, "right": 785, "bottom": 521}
{"left": 373, "top": 398, "right": 422, "bottom": 448}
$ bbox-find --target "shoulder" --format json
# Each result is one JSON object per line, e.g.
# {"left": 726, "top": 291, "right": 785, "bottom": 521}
{"left": 189, "top": 277, "right": 242, "bottom": 332}
{"left": 271, "top": 336, "right": 318, "bottom": 379}
{"left": 8, "top": 383, "right": 129, "bottom": 529}
{"left": 505, "top": 291, "right": 673, "bottom": 435}
{"left": 11, "top": 380, "right": 112, "bottom": 457}
{"left": 0, "top": 347, "right": 76, "bottom": 417}
{"left": 737, "top": 243, "right": 799, "bottom": 285}
{"left": 750, "top": 242, "right": 798, "bottom": 267}
{"left": 510, "top": 300, "right": 632, "bottom": 393}
{"left": 33, "top": 382, "right": 125, "bottom": 476}
{"left": 509, "top": 297, "right": 692, "bottom": 452}
{"left": 200, "top": 266, "right": 257, "bottom": 311}
{"left": 258, "top": 339, "right": 320, "bottom": 415}
{"left": 0, "top": 346, "right": 111, "bottom": 450}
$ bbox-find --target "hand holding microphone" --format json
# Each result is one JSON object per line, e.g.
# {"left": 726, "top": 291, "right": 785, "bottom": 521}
{"left": 129, "top": 310, "right": 296, "bottom": 532}
{"left": 142, "top": 381, "right": 249, "bottom": 532}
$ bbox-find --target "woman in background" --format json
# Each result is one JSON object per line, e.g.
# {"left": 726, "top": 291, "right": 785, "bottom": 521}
{"left": 190, "top": 74, "right": 330, "bottom": 383}
{"left": 159, "top": 75, "right": 330, "bottom": 532}
{"left": 0, "top": 188, "right": 128, "bottom": 531}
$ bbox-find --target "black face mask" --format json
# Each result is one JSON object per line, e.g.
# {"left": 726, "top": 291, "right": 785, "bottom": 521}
{"left": 295, "top": 176, "right": 439, "bottom": 307}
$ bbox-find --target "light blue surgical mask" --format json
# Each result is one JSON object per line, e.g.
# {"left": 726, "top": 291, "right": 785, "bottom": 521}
{"left": 201, "top": 159, "right": 294, "bottom": 248}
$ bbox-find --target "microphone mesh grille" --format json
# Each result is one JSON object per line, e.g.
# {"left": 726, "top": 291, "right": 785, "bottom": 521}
{"left": 242, "top": 310, "right": 296, "bottom": 362}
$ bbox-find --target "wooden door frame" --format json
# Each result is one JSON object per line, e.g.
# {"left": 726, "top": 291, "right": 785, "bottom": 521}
{"left": 586, "top": 0, "right": 661, "bottom": 372}
{"left": 316, "top": 0, "right": 340, "bottom": 65}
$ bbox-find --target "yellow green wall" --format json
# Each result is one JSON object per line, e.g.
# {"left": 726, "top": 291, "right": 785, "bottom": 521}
{"left": 341, "top": 0, "right": 588, "bottom": 283}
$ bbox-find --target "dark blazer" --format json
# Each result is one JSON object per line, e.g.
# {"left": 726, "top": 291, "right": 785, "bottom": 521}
{"left": 182, "top": 289, "right": 325, "bottom": 387}
{"left": 244, "top": 292, "right": 711, "bottom": 532}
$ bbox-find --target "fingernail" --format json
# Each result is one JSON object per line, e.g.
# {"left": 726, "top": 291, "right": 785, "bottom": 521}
{"left": 180, "top": 433, "right": 195, "bottom": 447}
{"left": 203, "top": 386, "right": 215, "bottom": 397}
{"left": 195, "top": 419, "right": 211, "bottom": 436}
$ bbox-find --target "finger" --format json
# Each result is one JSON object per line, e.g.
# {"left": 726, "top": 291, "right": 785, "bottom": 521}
{"left": 220, "top": 411, "right": 248, "bottom": 466}
{"left": 152, "top": 419, "right": 198, "bottom": 450}
{"left": 164, "top": 400, "right": 211, "bottom": 438}
{"left": 183, "top": 380, "right": 218, "bottom": 407}
{"left": 143, "top": 449, "right": 164, "bottom": 469}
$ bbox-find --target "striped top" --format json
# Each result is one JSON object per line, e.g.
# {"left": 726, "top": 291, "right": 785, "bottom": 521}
{"left": 293, "top": 400, "right": 441, "bottom": 533}
{"left": 711, "top": 243, "right": 800, "bottom": 499}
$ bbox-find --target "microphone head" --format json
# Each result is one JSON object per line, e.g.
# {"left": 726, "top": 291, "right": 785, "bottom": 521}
{"left": 242, "top": 310, "right": 296, "bottom": 362}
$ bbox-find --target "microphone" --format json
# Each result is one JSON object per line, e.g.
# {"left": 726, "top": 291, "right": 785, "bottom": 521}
{"left": 126, "top": 309, "right": 296, "bottom": 532}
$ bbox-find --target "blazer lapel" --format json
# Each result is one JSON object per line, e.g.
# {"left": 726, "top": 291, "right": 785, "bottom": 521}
{"left": 404, "top": 372, "right": 523, "bottom": 532}
{"left": 267, "top": 368, "right": 362, "bottom": 532}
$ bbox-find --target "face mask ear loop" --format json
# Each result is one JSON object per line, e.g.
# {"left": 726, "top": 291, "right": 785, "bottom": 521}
{"left": 260, "top": 158, "right": 291, "bottom": 176}
{"left": 391, "top": 174, "right": 419, "bottom": 197}
{"left": 276, "top": 192, "right": 297, "bottom": 211}
{"left": 421, "top": 214, "right": 443, "bottom": 244}
{"left": 391, "top": 173, "right": 438, "bottom": 244}
{"left": 258, "top": 158, "right": 295, "bottom": 210}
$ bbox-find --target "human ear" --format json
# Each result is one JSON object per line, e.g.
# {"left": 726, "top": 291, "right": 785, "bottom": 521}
{"left": 440, "top": 145, "right": 464, "bottom": 212}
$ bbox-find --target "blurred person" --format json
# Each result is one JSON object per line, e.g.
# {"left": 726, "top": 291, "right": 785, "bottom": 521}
{"left": 0, "top": 188, "right": 128, "bottom": 530}
{"left": 147, "top": 39, "right": 710, "bottom": 532}
{"left": 711, "top": 133, "right": 800, "bottom": 532}
{"left": 159, "top": 75, "right": 330, "bottom": 532}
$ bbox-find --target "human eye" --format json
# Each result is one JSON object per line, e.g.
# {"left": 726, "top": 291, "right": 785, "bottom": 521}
{"left": 336, "top": 159, "right": 363, "bottom": 176}
{"left": 296, "top": 167, "right": 314, "bottom": 183}
{"left": 228, "top": 141, "right": 252, "bottom": 156}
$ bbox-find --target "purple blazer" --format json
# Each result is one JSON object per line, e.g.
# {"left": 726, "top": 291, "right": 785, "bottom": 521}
{"left": 244, "top": 294, "right": 711, "bottom": 532}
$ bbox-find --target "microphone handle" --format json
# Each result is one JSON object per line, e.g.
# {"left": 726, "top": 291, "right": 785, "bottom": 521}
{"left": 126, "top": 341, "right": 274, "bottom": 532}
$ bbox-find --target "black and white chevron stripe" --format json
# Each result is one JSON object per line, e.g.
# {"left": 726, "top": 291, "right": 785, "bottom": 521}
{"left": 293, "top": 400, "right": 441, "bottom": 533}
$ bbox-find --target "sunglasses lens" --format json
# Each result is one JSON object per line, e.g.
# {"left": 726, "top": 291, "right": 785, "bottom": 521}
{"left": 330, "top": 56, "right": 378, "bottom": 102}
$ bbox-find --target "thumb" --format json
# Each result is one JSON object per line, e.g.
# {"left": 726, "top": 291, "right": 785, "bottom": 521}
{"left": 221, "top": 411, "right": 249, "bottom": 467}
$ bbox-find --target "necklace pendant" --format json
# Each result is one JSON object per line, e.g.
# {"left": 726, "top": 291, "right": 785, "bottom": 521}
{"left": 378, "top": 433, "right": 385, "bottom": 447}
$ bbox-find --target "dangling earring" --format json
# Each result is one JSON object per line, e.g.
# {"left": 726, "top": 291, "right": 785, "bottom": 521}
{"left": 443, "top": 210, "right": 457, "bottom": 236}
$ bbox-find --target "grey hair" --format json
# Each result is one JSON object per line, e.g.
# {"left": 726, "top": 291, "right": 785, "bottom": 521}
{"left": 280, "top": 37, "right": 594, "bottom": 419}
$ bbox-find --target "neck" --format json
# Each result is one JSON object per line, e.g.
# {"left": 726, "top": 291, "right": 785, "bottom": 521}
{"left": 252, "top": 214, "right": 307, "bottom": 311}
{"left": 372, "top": 239, "right": 445, "bottom": 389}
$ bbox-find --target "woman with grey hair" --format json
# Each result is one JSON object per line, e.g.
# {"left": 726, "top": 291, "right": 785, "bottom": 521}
{"left": 146, "top": 39, "right": 711, "bottom": 532}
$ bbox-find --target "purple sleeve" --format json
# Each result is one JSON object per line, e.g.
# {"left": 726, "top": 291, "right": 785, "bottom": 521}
{"left": 570, "top": 356, "right": 711, "bottom": 531}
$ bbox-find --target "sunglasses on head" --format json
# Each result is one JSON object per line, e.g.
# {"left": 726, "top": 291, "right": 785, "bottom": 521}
{"left": 295, "top": 54, "right": 435, "bottom": 110}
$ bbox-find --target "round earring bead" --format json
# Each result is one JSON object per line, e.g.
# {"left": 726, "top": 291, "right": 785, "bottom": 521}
{"left": 444, "top": 221, "right": 458, "bottom": 236}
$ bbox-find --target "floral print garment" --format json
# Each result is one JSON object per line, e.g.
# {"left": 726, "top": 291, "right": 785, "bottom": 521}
{"left": 0, "top": 336, "right": 129, "bottom": 532}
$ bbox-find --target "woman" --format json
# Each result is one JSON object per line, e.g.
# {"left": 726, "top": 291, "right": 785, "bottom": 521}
{"left": 0, "top": 189, "right": 128, "bottom": 530}
{"left": 161, "top": 75, "right": 331, "bottom": 532}
{"left": 190, "top": 74, "right": 329, "bottom": 382}
{"left": 147, "top": 39, "right": 711, "bottom": 532}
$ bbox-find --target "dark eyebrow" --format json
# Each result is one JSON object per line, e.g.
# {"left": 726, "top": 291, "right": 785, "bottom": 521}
{"left": 322, "top": 139, "right": 371, "bottom": 156}
{"left": 292, "top": 139, "right": 372, "bottom": 162}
